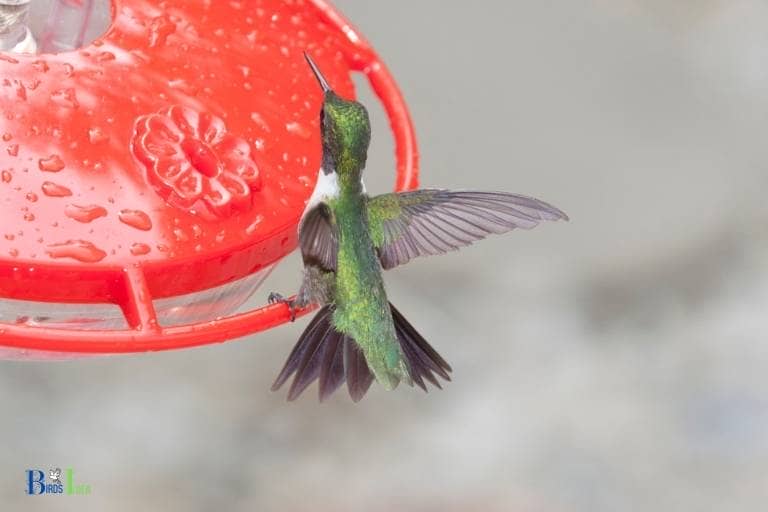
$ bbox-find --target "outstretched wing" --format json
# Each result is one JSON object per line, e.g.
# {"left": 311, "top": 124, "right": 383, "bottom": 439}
{"left": 299, "top": 203, "right": 338, "bottom": 271}
{"left": 366, "top": 190, "right": 568, "bottom": 270}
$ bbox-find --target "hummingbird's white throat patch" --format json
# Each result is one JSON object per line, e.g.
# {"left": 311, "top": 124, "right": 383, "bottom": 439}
{"left": 302, "top": 167, "right": 366, "bottom": 218}
{"left": 303, "top": 167, "right": 339, "bottom": 217}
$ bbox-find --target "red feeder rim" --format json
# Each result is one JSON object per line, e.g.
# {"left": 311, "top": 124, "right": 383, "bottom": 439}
{"left": 0, "top": 0, "right": 418, "bottom": 355}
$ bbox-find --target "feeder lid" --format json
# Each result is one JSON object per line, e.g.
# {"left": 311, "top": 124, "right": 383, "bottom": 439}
{"left": 0, "top": 0, "right": 418, "bottom": 353}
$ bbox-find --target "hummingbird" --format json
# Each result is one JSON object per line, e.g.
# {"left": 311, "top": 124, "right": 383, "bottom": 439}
{"left": 268, "top": 53, "right": 568, "bottom": 402}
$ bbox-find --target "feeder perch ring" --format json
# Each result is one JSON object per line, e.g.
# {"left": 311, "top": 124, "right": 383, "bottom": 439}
{"left": 0, "top": 0, "right": 418, "bottom": 357}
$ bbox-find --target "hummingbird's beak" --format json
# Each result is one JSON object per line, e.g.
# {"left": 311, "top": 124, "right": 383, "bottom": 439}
{"left": 304, "top": 52, "right": 331, "bottom": 93}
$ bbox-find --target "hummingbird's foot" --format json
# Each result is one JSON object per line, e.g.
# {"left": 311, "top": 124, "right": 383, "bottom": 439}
{"left": 268, "top": 292, "right": 298, "bottom": 321}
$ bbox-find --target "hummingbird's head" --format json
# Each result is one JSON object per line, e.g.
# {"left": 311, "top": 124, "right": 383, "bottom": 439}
{"left": 304, "top": 53, "right": 371, "bottom": 177}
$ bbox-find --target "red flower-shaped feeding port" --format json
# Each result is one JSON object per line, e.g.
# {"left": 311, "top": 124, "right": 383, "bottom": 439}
{"left": 132, "top": 106, "right": 262, "bottom": 218}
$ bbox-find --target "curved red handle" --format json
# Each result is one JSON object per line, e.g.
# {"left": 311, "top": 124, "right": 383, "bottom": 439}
{"left": 0, "top": 0, "right": 419, "bottom": 354}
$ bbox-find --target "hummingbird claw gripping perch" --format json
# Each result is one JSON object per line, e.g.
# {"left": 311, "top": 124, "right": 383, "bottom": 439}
{"left": 268, "top": 292, "right": 298, "bottom": 322}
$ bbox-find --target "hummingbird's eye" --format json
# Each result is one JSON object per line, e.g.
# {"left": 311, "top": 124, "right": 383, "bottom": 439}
{"left": 320, "top": 108, "right": 326, "bottom": 126}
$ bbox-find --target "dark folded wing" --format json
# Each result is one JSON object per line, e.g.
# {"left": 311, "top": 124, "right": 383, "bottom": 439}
{"left": 367, "top": 189, "right": 568, "bottom": 270}
{"left": 299, "top": 203, "right": 338, "bottom": 270}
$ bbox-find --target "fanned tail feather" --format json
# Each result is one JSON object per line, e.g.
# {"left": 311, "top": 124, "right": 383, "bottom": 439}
{"left": 271, "top": 303, "right": 452, "bottom": 402}
{"left": 390, "top": 303, "right": 452, "bottom": 391}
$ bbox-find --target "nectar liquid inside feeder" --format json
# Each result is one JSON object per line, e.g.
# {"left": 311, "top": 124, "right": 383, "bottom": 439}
{"left": 0, "top": 0, "right": 418, "bottom": 358}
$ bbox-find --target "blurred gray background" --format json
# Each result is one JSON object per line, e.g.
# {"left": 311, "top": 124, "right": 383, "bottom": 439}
{"left": 3, "top": 0, "right": 768, "bottom": 510}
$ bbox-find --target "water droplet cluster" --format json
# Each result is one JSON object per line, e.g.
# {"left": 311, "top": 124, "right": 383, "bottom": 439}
{"left": 0, "top": 0, "right": 366, "bottom": 304}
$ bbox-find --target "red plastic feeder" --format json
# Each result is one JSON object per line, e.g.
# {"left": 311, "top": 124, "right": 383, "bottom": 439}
{"left": 0, "top": 0, "right": 417, "bottom": 358}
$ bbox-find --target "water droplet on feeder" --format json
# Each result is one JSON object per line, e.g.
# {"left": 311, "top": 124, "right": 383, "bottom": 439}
{"left": 245, "top": 214, "right": 264, "bottom": 235}
{"left": 130, "top": 243, "right": 151, "bottom": 256}
{"left": 50, "top": 88, "right": 79, "bottom": 109}
{"left": 47, "top": 240, "right": 107, "bottom": 263}
{"left": 250, "top": 112, "right": 270, "bottom": 131}
{"left": 64, "top": 204, "right": 108, "bottom": 223}
{"left": 41, "top": 182, "right": 72, "bottom": 197}
{"left": 95, "top": 51, "right": 116, "bottom": 62}
{"left": 38, "top": 155, "right": 65, "bottom": 172}
{"left": 32, "top": 60, "right": 49, "bottom": 73}
{"left": 149, "top": 15, "right": 177, "bottom": 47}
{"left": 173, "top": 227, "right": 189, "bottom": 242}
{"left": 118, "top": 209, "right": 152, "bottom": 231}
{"left": 285, "top": 121, "right": 311, "bottom": 139}
{"left": 88, "top": 127, "right": 109, "bottom": 144}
